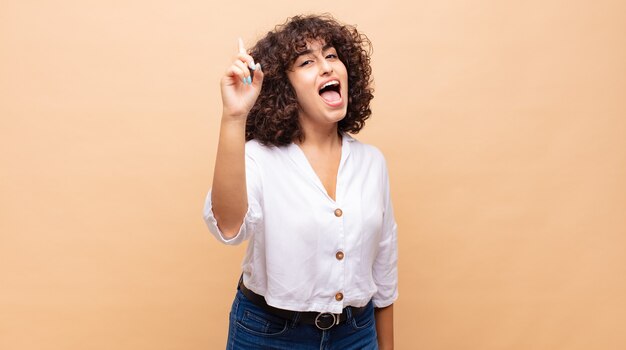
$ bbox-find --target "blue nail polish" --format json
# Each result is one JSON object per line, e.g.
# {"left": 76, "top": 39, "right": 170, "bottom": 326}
{"left": 247, "top": 76, "right": 252, "bottom": 84}
{"left": 249, "top": 65, "right": 256, "bottom": 83}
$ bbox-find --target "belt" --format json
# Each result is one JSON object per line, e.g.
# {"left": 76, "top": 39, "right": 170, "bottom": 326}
{"left": 237, "top": 277, "right": 367, "bottom": 330}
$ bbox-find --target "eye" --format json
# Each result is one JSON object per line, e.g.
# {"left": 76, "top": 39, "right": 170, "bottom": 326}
{"left": 326, "top": 53, "right": 338, "bottom": 59}
{"left": 299, "top": 60, "right": 313, "bottom": 67}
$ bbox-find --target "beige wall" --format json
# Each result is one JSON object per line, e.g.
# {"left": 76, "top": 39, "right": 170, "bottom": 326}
{"left": 1, "top": 0, "right": 625, "bottom": 349}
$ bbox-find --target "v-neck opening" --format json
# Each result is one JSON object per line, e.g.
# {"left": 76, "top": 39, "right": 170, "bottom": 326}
{"left": 288, "top": 133, "right": 352, "bottom": 204}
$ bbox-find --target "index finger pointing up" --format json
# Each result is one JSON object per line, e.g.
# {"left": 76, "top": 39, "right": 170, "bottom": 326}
{"left": 238, "top": 37, "right": 246, "bottom": 55}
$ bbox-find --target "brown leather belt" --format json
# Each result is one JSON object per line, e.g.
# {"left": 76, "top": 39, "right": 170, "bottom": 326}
{"left": 238, "top": 276, "right": 368, "bottom": 330}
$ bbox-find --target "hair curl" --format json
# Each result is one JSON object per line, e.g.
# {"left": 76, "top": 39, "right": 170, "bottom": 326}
{"left": 246, "top": 14, "right": 374, "bottom": 146}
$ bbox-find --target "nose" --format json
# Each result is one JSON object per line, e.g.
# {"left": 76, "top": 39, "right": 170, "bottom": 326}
{"left": 319, "top": 59, "right": 333, "bottom": 75}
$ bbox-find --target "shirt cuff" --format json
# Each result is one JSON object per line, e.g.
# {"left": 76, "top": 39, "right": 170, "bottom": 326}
{"left": 372, "top": 290, "right": 398, "bottom": 308}
{"left": 202, "top": 191, "right": 259, "bottom": 245}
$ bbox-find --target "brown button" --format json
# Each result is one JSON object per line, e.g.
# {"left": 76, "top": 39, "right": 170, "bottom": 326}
{"left": 335, "top": 292, "right": 344, "bottom": 301}
{"left": 336, "top": 251, "right": 344, "bottom": 260}
{"left": 334, "top": 208, "right": 343, "bottom": 217}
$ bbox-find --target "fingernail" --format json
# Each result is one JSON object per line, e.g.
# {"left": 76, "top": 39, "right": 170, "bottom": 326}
{"left": 248, "top": 60, "right": 256, "bottom": 70}
{"left": 247, "top": 76, "right": 252, "bottom": 84}
{"left": 257, "top": 63, "right": 262, "bottom": 71}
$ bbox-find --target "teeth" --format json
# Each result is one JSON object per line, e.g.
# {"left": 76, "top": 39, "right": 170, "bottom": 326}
{"left": 321, "top": 80, "right": 339, "bottom": 89}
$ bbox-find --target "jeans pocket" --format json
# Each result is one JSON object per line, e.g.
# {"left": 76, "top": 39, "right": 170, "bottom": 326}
{"left": 350, "top": 303, "right": 375, "bottom": 331}
{"left": 236, "top": 305, "right": 290, "bottom": 337}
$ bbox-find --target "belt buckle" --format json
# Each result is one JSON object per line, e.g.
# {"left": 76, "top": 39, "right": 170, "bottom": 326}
{"left": 314, "top": 312, "right": 337, "bottom": 330}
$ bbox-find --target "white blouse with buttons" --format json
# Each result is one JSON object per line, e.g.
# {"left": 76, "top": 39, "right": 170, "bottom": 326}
{"left": 203, "top": 133, "right": 398, "bottom": 314}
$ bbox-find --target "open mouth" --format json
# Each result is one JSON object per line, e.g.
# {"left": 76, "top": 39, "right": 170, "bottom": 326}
{"left": 318, "top": 80, "right": 342, "bottom": 105}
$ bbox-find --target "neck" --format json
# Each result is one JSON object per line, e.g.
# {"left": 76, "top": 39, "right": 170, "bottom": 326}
{"left": 296, "top": 123, "right": 342, "bottom": 151}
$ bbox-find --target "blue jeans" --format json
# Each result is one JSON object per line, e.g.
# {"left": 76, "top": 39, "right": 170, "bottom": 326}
{"left": 226, "top": 289, "right": 378, "bottom": 349}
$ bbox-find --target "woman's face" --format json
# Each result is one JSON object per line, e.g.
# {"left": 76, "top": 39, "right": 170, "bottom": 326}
{"left": 287, "top": 40, "right": 348, "bottom": 130}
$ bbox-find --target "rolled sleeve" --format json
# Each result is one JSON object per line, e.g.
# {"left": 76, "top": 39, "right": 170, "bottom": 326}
{"left": 202, "top": 153, "right": 263, "bottom": 245}
{"left": 372, "top": 160, "right": 398, "bottom": 308}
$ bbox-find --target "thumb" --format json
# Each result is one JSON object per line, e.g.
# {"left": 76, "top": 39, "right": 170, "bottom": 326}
{"left": 251, "top": 63, "right": 264, "bottom": 87}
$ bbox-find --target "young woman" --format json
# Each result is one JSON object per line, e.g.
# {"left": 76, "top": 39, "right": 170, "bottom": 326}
{"left": 203, "top": 14, "right": 398, "bottom": 349}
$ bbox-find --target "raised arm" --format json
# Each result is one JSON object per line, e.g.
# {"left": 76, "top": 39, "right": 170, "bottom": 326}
{"left": 211, "top": 39, "right": 263, "bottom": 239}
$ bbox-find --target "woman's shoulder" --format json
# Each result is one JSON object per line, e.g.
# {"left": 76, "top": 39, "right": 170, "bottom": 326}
{"left": 345, "top": 133, "right": 387, "bottom": 164}
{"left": 244, "top": 138, "right": 288, "bottom": 160}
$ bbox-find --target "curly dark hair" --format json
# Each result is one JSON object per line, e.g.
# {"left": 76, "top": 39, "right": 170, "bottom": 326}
{"left": 246, "top": 14, "right": 374, "bottom": 146}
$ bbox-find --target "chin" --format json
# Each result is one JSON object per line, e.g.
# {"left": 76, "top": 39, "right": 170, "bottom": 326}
{"left": 328, "top": 109, "right": 347, "bottom": 123}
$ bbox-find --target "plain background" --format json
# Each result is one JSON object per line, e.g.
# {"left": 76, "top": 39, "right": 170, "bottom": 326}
{"left": 1, "top": 0, "right": 625, "bottom": 349}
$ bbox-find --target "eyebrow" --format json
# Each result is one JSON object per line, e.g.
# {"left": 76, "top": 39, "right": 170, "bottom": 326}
{"left": 296, "top": 43, "right": 335, "bottom": 58}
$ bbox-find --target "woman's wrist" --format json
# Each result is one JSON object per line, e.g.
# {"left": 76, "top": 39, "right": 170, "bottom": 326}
{"left": 220, "top": 112, "right": 248, "bottom": 125}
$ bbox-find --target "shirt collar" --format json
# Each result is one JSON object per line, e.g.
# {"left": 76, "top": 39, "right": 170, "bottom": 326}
{"left": 342, "top": 132, "right": 356, "bottom": 143}
{"left": 285, "top": 132, "right": 354, "bottom": 204}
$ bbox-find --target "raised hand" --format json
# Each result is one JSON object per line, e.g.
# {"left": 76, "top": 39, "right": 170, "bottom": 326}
{"left": 220, "top": 38, "right": 264, "bottom": 121}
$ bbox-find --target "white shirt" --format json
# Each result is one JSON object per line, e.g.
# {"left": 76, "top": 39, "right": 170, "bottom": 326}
{"left": 203, "top": 133, "right": 398, "bottom": 314}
